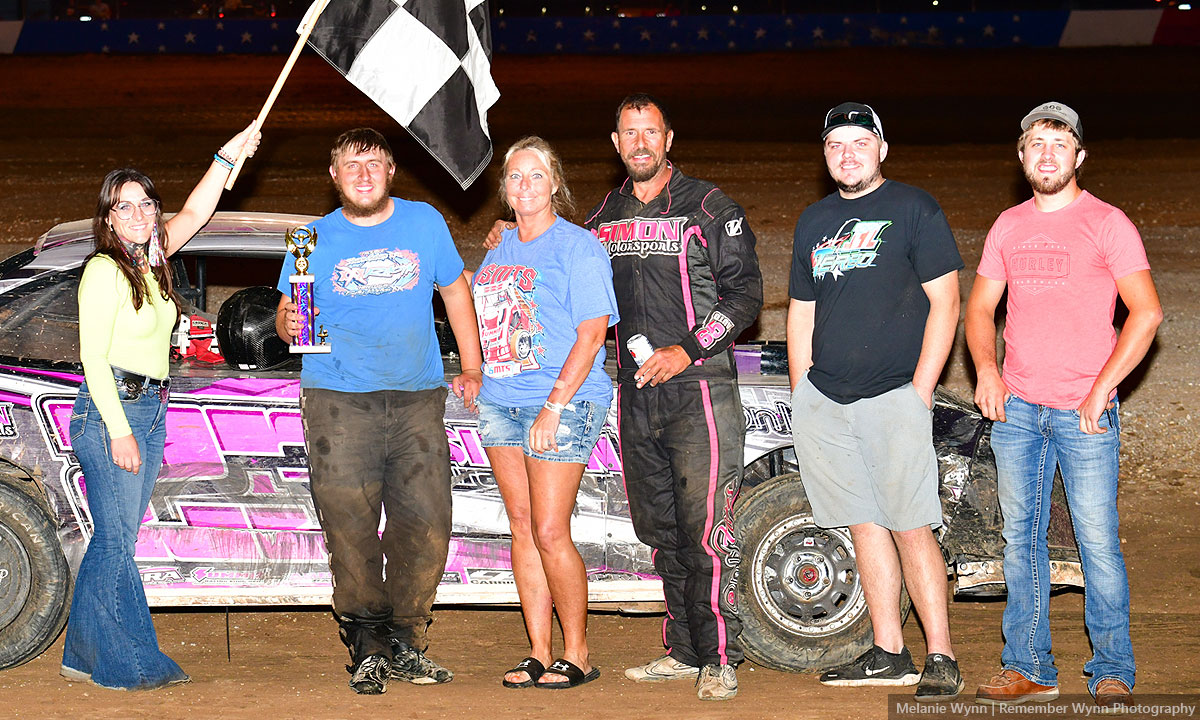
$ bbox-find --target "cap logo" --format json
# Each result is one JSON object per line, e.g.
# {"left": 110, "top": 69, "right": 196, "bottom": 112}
{"left": 822, "top": 103, "right": 884, "bottom": 142}
{"left": 1021, "top": 101, "right": 1082, "bottom": 141}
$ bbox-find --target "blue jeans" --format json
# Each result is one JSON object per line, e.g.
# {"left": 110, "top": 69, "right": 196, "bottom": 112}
{"left": 991, "top": 394, "right": 1134, "bottom": 694}
{"left": 62, "top": 381, "right": 187, "bottom": 690}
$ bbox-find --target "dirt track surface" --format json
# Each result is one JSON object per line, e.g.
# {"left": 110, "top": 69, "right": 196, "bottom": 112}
{"left": 1, "top": 48, "right": 1198, "bottom": 719}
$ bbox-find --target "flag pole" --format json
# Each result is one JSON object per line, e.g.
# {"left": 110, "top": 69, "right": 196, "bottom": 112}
{"left": 225, "top": 0, "right": 332, "bottom": 190}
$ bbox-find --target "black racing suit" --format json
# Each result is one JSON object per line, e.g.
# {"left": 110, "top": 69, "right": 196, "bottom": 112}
{"left": 585, "top": 163, "right": 763, "bottom": 667}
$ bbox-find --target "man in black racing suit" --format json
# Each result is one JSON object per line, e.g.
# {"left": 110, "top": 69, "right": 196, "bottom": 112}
{"left": 587, "top": 94, "right": 762, "bottom": 701}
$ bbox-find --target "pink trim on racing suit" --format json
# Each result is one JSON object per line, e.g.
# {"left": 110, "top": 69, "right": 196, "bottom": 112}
{"left": 584, "top": 189, "right": 618, "bottom": 226}
{"left": 677, "top": 241, "right": 705, "bottom": 367}
{"left": 697, "top": 380, "right": 729, "bottom": 665}
{"left": 699, "top": 188, "right": 720, "bottom": 219}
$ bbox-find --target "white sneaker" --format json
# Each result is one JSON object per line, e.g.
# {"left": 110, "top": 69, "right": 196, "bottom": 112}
{"left": 697, "top": 664, "right": 738, "bottom": 701}
{"left": 624, "top": 655, "right": 699, "bottom": 683}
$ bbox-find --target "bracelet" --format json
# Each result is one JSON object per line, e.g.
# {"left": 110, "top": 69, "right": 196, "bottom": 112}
{"left": 213, "top": 153, "right": 235, "bottom": 170}
{"left": 543, "top": 401, "right": 566, "bottom": 414}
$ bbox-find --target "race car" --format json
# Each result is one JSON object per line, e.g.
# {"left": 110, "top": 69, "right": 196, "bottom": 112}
{"left": 0, "top": 212, "right": 1084, "bottom": 673}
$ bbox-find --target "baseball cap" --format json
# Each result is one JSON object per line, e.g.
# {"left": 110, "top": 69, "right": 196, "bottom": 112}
{"left": 822, "top": 102, "right": 884, "bottom": 142}
{"left": 1020, "top": 101, "right": 1083, "bottom": 141}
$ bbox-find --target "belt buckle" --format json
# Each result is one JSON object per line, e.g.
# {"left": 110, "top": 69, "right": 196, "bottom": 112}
{"left": 121, "top": 377, "right": 143, "bottom": 400}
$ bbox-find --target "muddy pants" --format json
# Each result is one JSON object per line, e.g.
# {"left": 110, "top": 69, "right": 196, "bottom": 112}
{"left": 301, "top": 386, "right": 451, "bottom": 663}
{"left": 618, "top": 379, "right": 745, "bottom": 667}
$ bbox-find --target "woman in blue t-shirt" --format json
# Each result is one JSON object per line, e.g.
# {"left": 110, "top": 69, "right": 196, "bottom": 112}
{"left": 472, "top": 137, "right": 619, "bottom": 690}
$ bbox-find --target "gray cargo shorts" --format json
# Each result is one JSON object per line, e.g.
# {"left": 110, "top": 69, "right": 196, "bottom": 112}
{"left": 790, "top": 375, "right": 942, "bottom": 532}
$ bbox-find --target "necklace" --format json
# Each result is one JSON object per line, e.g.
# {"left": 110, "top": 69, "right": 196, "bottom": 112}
{"left": 119, "top": 237, "right": 151, "bottom": 273}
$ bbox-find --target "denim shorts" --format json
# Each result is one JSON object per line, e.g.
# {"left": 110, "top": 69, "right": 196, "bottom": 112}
{"left": 476, "top": 395, "right": 607, "bottom": 464}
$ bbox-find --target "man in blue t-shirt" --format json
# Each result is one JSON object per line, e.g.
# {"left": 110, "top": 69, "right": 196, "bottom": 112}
{"left": 275, "top": 128, "right": 483, "bottom": 696}
{"left": 787, "top": 103, "right": 964, "bottom": 700}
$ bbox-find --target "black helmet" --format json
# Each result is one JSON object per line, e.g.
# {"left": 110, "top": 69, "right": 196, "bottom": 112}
{"left": 217, "top": 286, "right": 292, "bottom": 371}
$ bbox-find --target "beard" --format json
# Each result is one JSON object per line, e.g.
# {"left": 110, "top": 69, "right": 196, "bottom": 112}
{"left": 835, "top": 168, "right": 882, "bottom": 196}
{"left": 1024, "top": 164, "right": 1076, "bottom": 196}
{"left": 623, "top": 148, "right": 666, "bottom": 183}
{"left": 337, "top": 180, "right": 393, "bottom": 218}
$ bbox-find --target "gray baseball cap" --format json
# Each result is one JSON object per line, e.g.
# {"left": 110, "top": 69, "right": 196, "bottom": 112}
{"left": 1020, "top": 101, "right": 1082, "bottom": 140}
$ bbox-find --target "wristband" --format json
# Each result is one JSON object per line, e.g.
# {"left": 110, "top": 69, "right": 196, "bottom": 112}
{"left": 543, "top": 401, "right": 565, "bottom": 414}
{"left": 213, "top": 153, "right": 235, "bottom": 170}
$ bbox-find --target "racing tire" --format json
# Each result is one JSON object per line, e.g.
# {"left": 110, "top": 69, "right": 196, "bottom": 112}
{"left": 734, "top": 472, "right": 910, "bottom": 673}
{"left": 0, "top": 477, "right": 72, "bottom": 670}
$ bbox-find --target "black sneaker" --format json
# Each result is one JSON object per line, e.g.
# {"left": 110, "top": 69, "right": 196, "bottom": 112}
{"left": 349, "top": 654, "right": 391, "bottom": 695}
{"left": 915, "top": 654, "right": 965, "bottom": 702}
{"left": 819, "top": 645, "right": 920, "bottom": 687}
{"left": 391, "top": 642, "right": 454, "bottom": 685}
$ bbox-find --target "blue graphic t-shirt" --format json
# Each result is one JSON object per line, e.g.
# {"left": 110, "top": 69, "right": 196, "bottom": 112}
{"left": 275, "top": 198, "right": 465, "bottom": 392}
{"left": 789, "top": 180, "right": 963, "bottom": 403}
{"left": 472, "top": 216, "right": 619, "bottom": 407}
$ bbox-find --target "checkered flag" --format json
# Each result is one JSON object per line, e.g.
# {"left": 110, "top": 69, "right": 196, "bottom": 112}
{"left": 303, "top": 0, "right": 500, "bottom": 190}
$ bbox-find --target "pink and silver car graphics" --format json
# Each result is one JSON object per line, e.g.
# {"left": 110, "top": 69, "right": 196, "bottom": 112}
{"left": 333, "top": 248, "right": 420, "bottom": 296}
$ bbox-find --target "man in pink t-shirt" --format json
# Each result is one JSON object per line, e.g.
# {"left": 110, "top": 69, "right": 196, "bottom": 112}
{"left": 965, "top": 102, "right": 1162, "bottom": 710}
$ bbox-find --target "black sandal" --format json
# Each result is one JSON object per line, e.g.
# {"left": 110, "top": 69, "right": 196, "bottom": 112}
{"left": 502, "top": 657, "right": 546, "bottom": 688}
{"left": 536, "top": 659, "right": 600, "bottom": 689}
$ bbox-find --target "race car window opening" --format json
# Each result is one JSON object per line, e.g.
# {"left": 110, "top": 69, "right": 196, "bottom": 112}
{"left": 171, "top": 256, "right": 205, "bottom": 311}
{"left": 0, "top": 270, "right": 81, "bottom": 364}
{"left": 173, "top": 254, "right": 282, "bottom": 317}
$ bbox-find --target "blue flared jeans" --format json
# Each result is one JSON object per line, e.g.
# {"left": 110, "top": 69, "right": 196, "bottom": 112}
{"left": 62, "top": 381, "right": 187, "bottom": 690}
{"left": 991, "top": 394, "right": 1135, "bottom": 695}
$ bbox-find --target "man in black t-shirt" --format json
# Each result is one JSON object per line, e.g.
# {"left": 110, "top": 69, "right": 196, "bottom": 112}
{"left": 787, "top": 103, "right": 965, "bottom": 700}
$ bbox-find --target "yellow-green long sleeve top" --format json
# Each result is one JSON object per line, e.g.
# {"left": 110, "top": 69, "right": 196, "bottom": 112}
{"left": 77, "top": 254, "right": 176, "bottom": 438}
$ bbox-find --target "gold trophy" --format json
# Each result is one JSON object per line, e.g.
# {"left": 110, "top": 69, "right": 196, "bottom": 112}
{"left": 285, "top": 227, "right": 331, "bottom": 354}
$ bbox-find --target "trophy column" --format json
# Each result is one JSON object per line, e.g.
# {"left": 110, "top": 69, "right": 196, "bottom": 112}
{"left": 285, "top": 227, "right": 332, "bottom": 354}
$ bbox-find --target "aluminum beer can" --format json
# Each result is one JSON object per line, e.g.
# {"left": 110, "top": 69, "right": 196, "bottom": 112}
{"left": 626, "top": 333, "right": 655, "bottom": 367}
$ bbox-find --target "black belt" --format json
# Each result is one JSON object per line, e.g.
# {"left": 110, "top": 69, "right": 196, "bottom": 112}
{"left": 111, "top": 367, "right": 171, "bottom": 397}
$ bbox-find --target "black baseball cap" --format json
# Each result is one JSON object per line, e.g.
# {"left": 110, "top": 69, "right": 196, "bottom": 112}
{"left": 822, "top": 102, "right": 884, "bottom": 142}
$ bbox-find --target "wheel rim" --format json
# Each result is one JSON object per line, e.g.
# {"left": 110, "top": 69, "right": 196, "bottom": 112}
{"left": 749, "top": 514, "right": 866, "bottom": 637}
{"left": 0, "top": 520, "right": 33, "bottom": 628}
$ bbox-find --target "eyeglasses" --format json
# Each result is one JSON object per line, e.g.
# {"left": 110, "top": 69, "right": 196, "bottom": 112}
{"left": 825, "top": 110, "right": 877, "bottom": 130}
{"left": 111, "top": 198, "right": 159, "bottom": 220}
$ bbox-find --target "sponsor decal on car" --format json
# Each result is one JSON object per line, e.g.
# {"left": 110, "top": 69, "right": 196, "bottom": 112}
{"left": 465, "top": 568, "right": 516, "bottom": 584}
{"left": 0, "top": 402, "right": 16, "bottom": 439}
{"left": 140, "top": 567, "right": 185, "bottom": 585}
{"left": 191, "top": 567, "right": 268, "bottom": 585}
